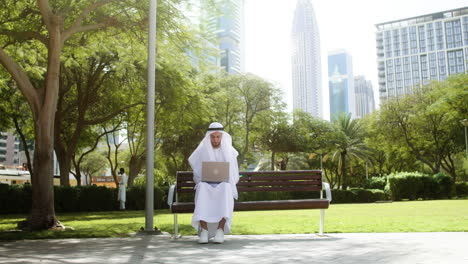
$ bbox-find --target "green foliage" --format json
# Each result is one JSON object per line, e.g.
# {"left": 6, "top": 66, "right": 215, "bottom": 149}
{"left": 369, "top": 74, "right": 468, "bottom": 181}
{"left": 125, "top": 185, "right": 168, "bottom": 210}
{"left": 324, "top": 112, "right": 372, "bottom": 189}
{"left": 0, "top": 184, "right": 169, "bottom": 213}
{"left": 386, "top": 172, "right": 454, "bottom": 201}
{"left": 363, "top": 177, "right": 387, "bottom": 190}
{"left": 0, "top": 183, "right": 32, "bottom": 214}
{"left": 455, "top": 182, "right": 468, "bottom": 197}
{"left": 331, "top": 188, "right": 387, "bottom": 204}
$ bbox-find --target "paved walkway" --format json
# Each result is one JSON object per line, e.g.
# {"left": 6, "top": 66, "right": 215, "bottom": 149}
{"left": 0, "top": 232, "right": 467, "bottom": 264}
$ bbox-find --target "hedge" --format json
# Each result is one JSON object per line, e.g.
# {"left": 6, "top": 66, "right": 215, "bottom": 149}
{"left": 386, "top": 172, "right": 454, "bottom": 201}
{"left": 363, "top": 177, "right": 387, "bottom": 190}
{"left": 0, "top": 184, "right": 168, "bottom": 214}
{"left": 455, "top": 182, "right": 468, "bottom": 197}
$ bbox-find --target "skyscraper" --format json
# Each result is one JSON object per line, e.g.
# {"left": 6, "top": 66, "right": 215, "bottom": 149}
{"left": 354, "top": 76, "right": 375, "bottom": 118}
{"left": 328, "top": 50, "right": 355, "bottom": 120}
{"left": 291, "top": 0, "right": 322, "bottom": 118}
{"left": 0, "top": 131, "right": 19, "bottom": 166}
{"left": 376, "top": 7, "right": 468, "bottom": 103}
{"left": 201, "top": 0, "right": 245, "bottom": 74}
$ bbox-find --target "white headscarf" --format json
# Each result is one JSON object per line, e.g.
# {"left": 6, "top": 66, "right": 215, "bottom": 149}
{"left": 188, "top": 122, "right": 240, "bottom": 199}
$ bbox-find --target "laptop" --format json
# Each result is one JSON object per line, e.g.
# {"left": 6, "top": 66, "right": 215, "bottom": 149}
{"left": 201, "top": 161, "right": 230, "bottom": 182}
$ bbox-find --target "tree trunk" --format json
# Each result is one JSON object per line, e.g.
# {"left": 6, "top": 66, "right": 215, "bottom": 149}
{"left": 271, "top": 151, "right": 275, "bottom": 170}
{"left": 341, "top": 152, "right": 347, "bottom": 190}
{"left": 73, "top": 159, "right": 82, "bottom": 186}
{"left": 20, "top": 14, "right": 63, "bottom": 230}
{"left": 23, "top": 107, "right": 62, "bottom": 230}
{"left": 55, "top": 146, "right": 72, "bottom": 186}
{"left": 128, "top": 155, "right": 144, "bottom": 187}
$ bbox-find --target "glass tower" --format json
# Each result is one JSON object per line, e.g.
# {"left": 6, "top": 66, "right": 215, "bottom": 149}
{"left": 328, "top": 50, "right": 355, "bottom": 120}
{"left": 201, "top": 0, "right": 244, "bottom": 74}
{"left": 291, "top": 0, "right": 322, "bottom": 118}
{"left": 354, "top": 76, "right": 375, "bottom": 118}
{"left": 376, "top": 7, "right": 468, "bottom": 102}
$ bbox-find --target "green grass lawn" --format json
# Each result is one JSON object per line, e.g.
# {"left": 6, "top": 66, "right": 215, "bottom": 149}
{"left": 1, "top": 200, "right": 467, "bottom": 240}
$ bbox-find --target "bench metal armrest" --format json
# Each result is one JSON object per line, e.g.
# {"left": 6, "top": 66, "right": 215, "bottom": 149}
{"left": 322, "top": 182, "right": 332, "bottom": 202}
{"left": 167, "top": 184, "right": 176, "bottom": 207}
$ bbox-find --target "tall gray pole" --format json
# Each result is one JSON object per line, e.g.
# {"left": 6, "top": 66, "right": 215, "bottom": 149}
{"left": 145, "top": 0, "right": 157, "bottom": 231}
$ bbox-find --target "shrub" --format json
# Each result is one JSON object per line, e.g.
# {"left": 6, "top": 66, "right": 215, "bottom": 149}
{"left": 363, "top": 177, "right": 387, "bottom": 190}
{"left": 0, "top": 184, "right": 168, "bottom": 214}
{"left": 386, "top": 172, "right": 454, "bottom": 201}
{"left": 455, "top": 182, "right": 468, "bottom": 197}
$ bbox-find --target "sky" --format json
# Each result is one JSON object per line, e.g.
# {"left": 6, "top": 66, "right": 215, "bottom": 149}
{"left": 243, "top": 0, "right": 467, "bottom": 120}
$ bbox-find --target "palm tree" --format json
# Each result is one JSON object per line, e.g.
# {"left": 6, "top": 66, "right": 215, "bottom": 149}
{"left": 325, "top": 113, "right": 372, "bottom": 190}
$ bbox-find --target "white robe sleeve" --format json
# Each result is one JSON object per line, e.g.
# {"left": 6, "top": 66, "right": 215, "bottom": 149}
{"left": 193, "top": 170, "right": 202, "bottom": 184}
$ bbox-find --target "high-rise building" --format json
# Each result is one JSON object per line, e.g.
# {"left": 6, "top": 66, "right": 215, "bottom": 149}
{"left": 291, "top": 0, "right": 322, "bottom": 118}
{"left": 0, "top": 131, "right": 19, "bottom": 167}
{"left": 376, "top": 7, "right": 468, "bottom": 102}
{"left": 328, "top": 50, "right": 355, "bottom": 120}
{"left": 201, "top": 0, "right": 245, "bottom": 74}
{"left": 354, "top": 76, "right": 375, "bottom": 118}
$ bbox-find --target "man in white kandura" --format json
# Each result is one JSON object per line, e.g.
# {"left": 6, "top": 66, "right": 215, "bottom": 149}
{"left": 188, "top": 122, "right": 239, "bottom": 244}
{"left": 118, "top": 168, "right": 128, "bottom": 210}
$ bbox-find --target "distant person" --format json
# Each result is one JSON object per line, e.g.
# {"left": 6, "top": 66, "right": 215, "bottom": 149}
{"left": 117, "top": 168, "right": 128, "bottom": 210}
{"left": 188, "top": 122, "right": 239, "bottom": 244}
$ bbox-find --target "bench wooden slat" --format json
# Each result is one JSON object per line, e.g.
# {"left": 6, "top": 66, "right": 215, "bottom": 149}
{"left": 237, "top": 186, "right": 322, "bottom": 192}
{"left": 240, "top": 170, "right": 322, "bottom": 175}
{"left": 237, "top": 180, "right": 321, "bottom": 186}
{"left": 171, "top": 199, "right": 329, "bottom": 213}
{"left": 239, "top": 175, "right": 321, "bottom": 181}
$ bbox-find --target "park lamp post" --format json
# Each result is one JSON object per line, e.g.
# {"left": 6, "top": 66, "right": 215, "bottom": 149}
{"left": 145, "top": 0, "right": 157, "bottom": 232}
{"left": 461, "top": 119, "right": 468, "bottom": 160}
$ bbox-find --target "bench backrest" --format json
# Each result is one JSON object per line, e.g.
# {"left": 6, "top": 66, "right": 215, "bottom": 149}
{"left": 175, "top": 170, "right": 323, "bottom": 194}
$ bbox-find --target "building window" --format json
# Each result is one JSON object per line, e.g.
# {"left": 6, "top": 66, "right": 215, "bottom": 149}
{"left": 385, "top": 30, "right": 392, "bottom": 58}
{"left": 445, "top": 20, "right": 461, "bottom": 49}
{"left": 401, "top": 27, "right": 409, "bottom": 55}
{"left": 420, "top": 55, "right": 428, "bottom": 82}
{"left": 393, "top": 29, "right": 400, "bottom": 56}
{"left": 436, "top": 22, "right": 444, "bottom": 50}
{"left": 418, "top": 25, "right": 426, "bottom": 53}
{"left": 409, "top": 26, "right": 418, "bottom": 54}
{"left": 438, "top": 51, "right": 447, "bottom": 80}
{"left": 427, "top": 23, "right": 435, "bottom": 51}
{"left": 411, "top": 55, "right": 420, "bottom": 85}
{"left": 429, "top": 53, "right": 438, "bottom": 80}
{"left": 455, "top": 49, "right": 465, "bottom": 73}
{"left": 464, "top": 17, "right": 468, "bottom": 45}
{"left": 453, "top": 20, "right": 462, "bottom": 48}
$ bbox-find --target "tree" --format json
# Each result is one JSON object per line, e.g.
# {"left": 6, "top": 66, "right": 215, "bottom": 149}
{"left": 375, "top": 75, "right": 468, "bottom": 181}
{"left": 325, "top": 113, "right": 371, "bottom": 190}
{"left": 0, "top": 0, "right": 157, "bottom": 230}
{"left": 212, "top": 73, "right": 279, "bottom": 165}
{"left": 55, "top": 52, "right": 142, "bottom": 186}
{"left": 78, "top": 150, "right": 107, "bottom": 185}
{"left": 293, "top": 110, "right": 339, "bottom": 186}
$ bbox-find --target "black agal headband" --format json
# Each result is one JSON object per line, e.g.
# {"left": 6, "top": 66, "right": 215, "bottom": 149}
{"left": 207, "top": 127, "right": 224, "bottom": 131}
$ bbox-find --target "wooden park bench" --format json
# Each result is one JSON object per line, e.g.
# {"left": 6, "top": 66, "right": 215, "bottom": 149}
{"left": 167, "top": 170, "right": 332, "bottom": 238}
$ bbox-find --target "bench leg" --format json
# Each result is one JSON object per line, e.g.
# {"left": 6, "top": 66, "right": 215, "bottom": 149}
{"left": 319, "top": 209, "right": 325, "bottom": 235}
{"left": 174, "top": 214, "right": 179, "bottom": 239}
